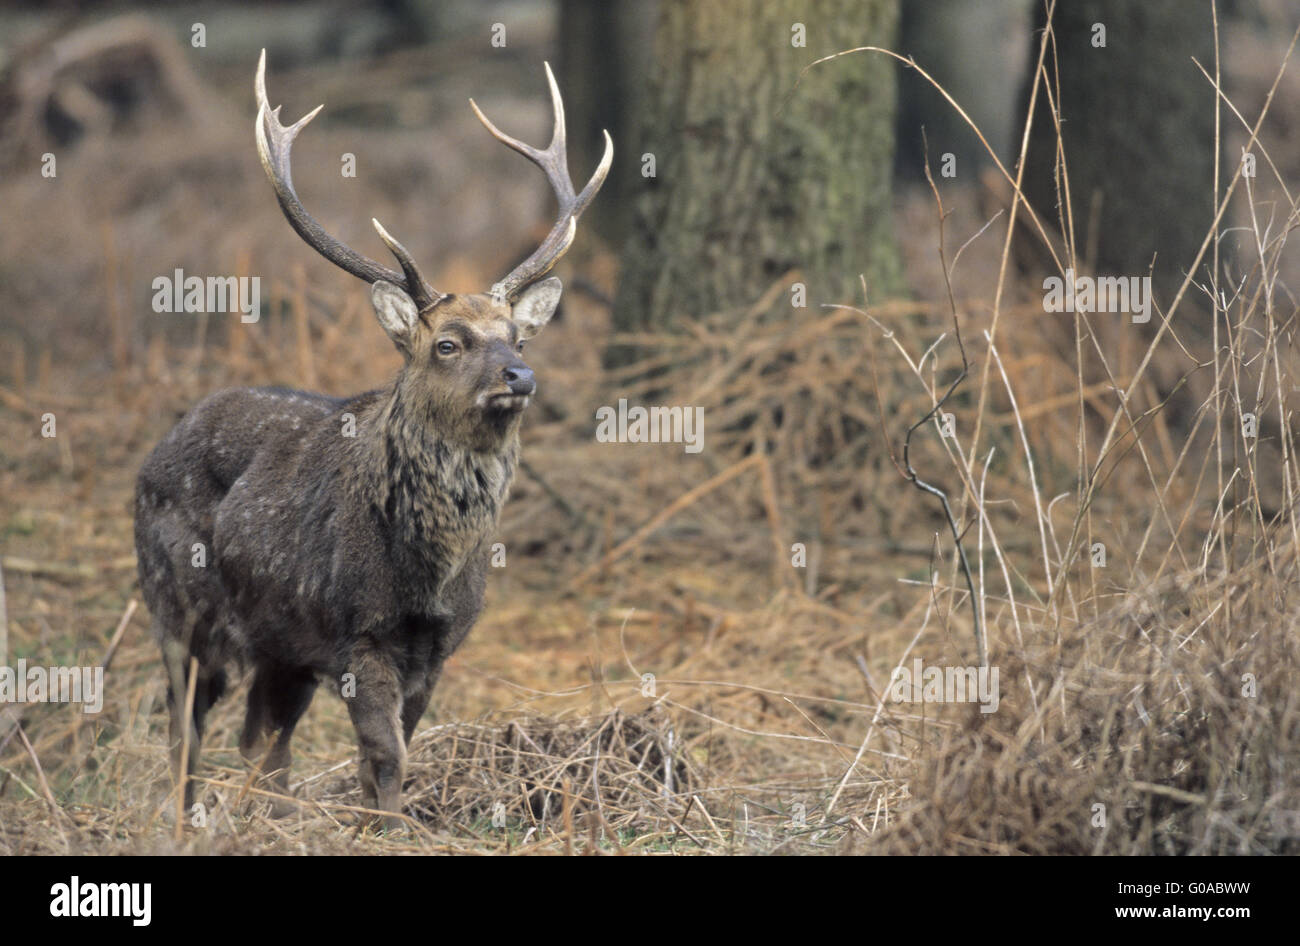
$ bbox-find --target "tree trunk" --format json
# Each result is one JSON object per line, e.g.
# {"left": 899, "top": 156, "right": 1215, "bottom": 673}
{"left": 1020, "top": 0, "right": 1216, "bottom": 307}
{"left": 611, "top": 0, "right": 900, "bottom": 362}
{"left": 894, "top": 0, "right": 1030, "bottom": 180}
{"left": 558, "top": 0, "right": 658, "bottom": 247}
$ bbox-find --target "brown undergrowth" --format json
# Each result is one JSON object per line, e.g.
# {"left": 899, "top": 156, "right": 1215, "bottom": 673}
{"left": 2, "top": 14, "right": 1299, "bottom": 854}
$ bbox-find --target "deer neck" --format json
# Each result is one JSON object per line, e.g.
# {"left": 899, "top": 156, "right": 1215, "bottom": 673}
{"left": 365, "top": 389, "right": 518, "bottom": 594}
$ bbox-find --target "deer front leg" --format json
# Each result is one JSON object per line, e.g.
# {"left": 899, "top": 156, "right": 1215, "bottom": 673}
{"left": 400, "top": 659, "right": 444, "bottom": 746}
{"left": 345, "top": 644, "right": 406, "bottom": 828}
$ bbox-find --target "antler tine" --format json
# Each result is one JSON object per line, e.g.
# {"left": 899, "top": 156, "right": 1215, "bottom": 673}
{"left": 470, "top": 62, "right": 613, "bottom": 301}
{"left": 372, "top": 218, "right": 444, "bottom": 309}
{"left": 254, "top": 50, "right": 438, "bottom": 308}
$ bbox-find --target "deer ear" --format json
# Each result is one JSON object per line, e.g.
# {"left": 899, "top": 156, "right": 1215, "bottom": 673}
{"left": 371, "top": 280, "right": 421, "bottom": 349}
{"left": 512, "top": 277, "right": 562, "bottom": 339}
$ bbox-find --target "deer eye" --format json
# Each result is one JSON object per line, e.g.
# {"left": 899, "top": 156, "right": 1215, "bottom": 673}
{"left": 436, "top": 340, "right": 458, "bottom": 356}
{"left": 515, "top": 340, "right": 525, "bottom": 353}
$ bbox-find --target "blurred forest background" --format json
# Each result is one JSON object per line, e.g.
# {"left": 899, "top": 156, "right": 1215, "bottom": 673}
{"left": 1, "top": 0, "right": 1299, "bottom": 854}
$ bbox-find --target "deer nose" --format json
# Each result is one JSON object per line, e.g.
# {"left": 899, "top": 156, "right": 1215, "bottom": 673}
{"left": 504, "top": 364, "right": 536, "bottom": 396}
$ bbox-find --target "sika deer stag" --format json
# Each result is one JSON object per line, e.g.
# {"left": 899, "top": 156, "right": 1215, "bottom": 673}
{"left": 135, "top": 51, "right": 610, "bottom": 825}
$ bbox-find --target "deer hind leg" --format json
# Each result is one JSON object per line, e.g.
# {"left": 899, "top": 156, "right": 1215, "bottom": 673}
{"left": 345, "top": 645, "right": 406, "bottom": 828}
{"left": 241, "top": 662, "right": 318, "bottom": 817}
{"left": 160, "top": 632, "right": 227, "bottom": 812}
{"left": 161, "top": 635, "right": 195, "bottom": 806}
{"left": 238, "top": 665, "right": 273, "bottom": 766}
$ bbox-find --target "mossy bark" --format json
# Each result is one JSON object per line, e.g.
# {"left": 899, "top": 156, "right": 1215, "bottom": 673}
{"left": 611, "top": 0, "right": 900, "bottom": 363}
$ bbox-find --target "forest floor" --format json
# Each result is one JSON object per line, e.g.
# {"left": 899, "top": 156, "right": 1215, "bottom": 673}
{"left": 1, "top": 14, "right": 1298, "bottom": 854}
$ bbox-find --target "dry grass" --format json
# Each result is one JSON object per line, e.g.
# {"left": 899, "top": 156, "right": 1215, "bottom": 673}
{"left": 2, "top": 12, "right": 1299, "bottom": 854}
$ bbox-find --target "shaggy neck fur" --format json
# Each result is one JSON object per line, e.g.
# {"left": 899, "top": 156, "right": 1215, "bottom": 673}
{"left": 362, "top": 387, "right": 519, "bottom": 601}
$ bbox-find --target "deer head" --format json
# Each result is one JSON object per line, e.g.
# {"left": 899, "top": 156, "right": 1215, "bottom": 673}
{"left": 253, "top": 51, "right": 611, "bottom": 448}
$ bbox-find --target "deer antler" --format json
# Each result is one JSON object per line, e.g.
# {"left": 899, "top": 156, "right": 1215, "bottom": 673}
{"left": 470, "top": 62, "right": 612, "bottom": 303}
{"left": 254, "top": 50, "right": 443, "bottom": 310}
